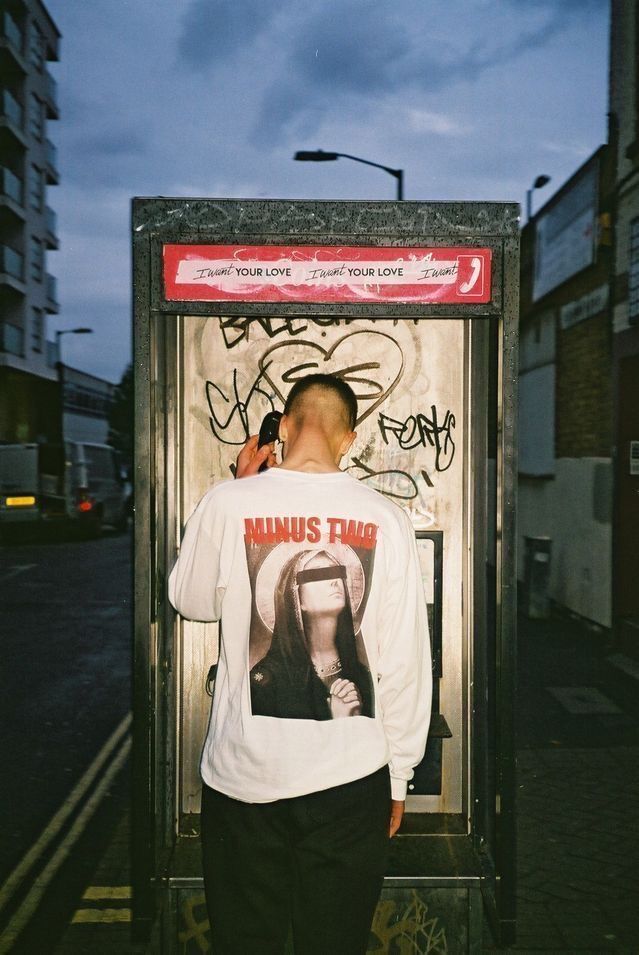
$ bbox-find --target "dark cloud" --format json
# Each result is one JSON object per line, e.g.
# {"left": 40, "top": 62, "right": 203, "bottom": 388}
{"left": 79, "top": 130, "right": 149, "bottom": 158}
{"left": 176, "top": 0, "right": 606, "bottom": 148}
{"left": 251, "top": 0, "right": 598, "bottom": 146}
{"left": 177, "top": 0, "right": 276, "bottom": 69}
{"left": 60, "top": 126, "right": 151, "bottom": 191}
{"left": 41, "top": 0, "right": 606, "bottom": 384}
{"left": 512, "top": 0, "right": 606, "bottom": 8}
{"left": 290, "top": 5, "right": 408, "bottom": 94}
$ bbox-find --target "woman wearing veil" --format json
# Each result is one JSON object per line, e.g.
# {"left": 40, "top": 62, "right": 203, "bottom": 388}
{"left": 250, "top": 549, "right": 373, "bottom": 720}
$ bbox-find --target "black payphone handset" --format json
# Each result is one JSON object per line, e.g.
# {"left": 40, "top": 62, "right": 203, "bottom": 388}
{"left": 257, "top": 410, "right": 282, "bottom": 472}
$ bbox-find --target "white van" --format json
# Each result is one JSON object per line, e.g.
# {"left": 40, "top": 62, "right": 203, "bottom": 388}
{"left": 0, "top": 441, "right": 128, "bottom": 538}
{"left": 0, "top": 443, "right": 68, "bottom": 529}
{"left": 68, "top": 441, "right": 129, "bottom": 535}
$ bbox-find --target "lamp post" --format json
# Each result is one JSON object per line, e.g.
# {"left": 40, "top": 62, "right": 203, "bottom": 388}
{"left": 55, "top": 326, "right": 93, "bottom": 362}
{"left": 294, "top": 149, "right": 404, "bottom": 200}
{"left": 526, "top": 174, "right": 551, "bottom": 222}
{"left": 55, "top": 327, "right": 93, "bottom": 441}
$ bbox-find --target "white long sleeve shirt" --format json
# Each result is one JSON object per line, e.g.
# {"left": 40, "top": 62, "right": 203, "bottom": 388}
{"left": 168, "top": 467, "right": 432, "bottom": 802}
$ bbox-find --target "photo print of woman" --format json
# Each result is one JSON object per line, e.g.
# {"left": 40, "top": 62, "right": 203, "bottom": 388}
{"left": 245, "top": 521, "right": 377, "bottom": 720}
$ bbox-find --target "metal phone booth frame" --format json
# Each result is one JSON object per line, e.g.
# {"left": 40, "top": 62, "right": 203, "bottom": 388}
{"left": 132, "top": 199, "right": 519, "bottom": 954}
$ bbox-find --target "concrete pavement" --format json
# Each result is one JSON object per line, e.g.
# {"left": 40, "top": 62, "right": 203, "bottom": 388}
{"left": 48, "top": 611, "right": 639, "bottom": 953}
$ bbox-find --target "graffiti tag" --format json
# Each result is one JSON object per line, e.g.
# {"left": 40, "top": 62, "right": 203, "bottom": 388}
{"left": 378, "top": 407, "right": 456, "bottom": 472}
{"left": 205, "top": 367, "right": 274, "bottom": 445}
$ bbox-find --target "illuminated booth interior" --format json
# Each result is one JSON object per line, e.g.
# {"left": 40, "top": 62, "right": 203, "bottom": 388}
{"left": 132, "top": 199, "right": 519, "bottom": 954}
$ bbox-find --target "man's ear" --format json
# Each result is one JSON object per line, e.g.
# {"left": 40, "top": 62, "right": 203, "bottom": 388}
{"left": 339, "top": 430, "right": 357, "bottom": 458}
{"left": 279, "top": 415, "right": 288, "bottom": 443}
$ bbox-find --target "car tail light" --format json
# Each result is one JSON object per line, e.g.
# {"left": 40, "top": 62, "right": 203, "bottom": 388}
{"left": 76, "top": 488, "right": 94, "bottom": 512}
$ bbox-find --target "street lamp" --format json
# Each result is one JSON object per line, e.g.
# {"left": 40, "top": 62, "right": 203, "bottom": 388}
{"left": 55, "top": 327, "right": 93, "bottom": 392}
{"left": 54, "top": 327, "right": 93, "bottom": 442}
{"left": 294, "top": 149, "right": 404, "bottom": 200}
{"left": 526, "top": 174, "right": 551, "bottom": 222}
{"left": 55, "top": 326, "right": 93, "bottom": 363}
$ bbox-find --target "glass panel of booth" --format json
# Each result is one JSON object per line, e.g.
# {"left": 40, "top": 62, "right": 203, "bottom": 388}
{"left": 174, "top": 315, "right": 468, "bottom": 821}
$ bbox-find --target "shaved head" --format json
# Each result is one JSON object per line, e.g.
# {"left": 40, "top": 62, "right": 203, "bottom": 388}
{"left": 284, "top": 375, "right": 357, "bottom": 433}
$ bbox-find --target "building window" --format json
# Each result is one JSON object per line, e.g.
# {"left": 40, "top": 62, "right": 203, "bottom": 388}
{"left": 64, "top": 382, "right": 113, "bottom": 418}
{"left": 29, "top": 164, "right": 44, "bottom": 211}
{"left": 629, "top": 218, "right": 639, "bottom": 324}
{"left": 31, "top": 307, "right": 44, "bottom": 352}
{"left": 30, "top": 235, "right": 43, "bottom": 282}
{"left": 29, "top": 21, "right": 44, "bottom": 70}
{"left": 28, "top": 93, "right": 43, "bottom": 140}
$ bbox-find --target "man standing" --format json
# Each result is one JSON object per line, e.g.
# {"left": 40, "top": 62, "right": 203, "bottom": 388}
{"left": 168, "top": 373, "right": 432, "bottom": 954}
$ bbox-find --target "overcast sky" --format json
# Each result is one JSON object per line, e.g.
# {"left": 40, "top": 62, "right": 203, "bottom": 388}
{"left": 45, "top": 0, "right": 609, "bottom": 384}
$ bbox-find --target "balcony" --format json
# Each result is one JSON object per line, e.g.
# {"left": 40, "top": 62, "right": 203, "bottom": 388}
{"left": 0, "top": 244, "right": 25, "bottom": 293}
{"left": 1, "top": 87, "right": 22, "bottom": 126}
{"left": 44, "top": 205, "right": 58, "bottom": 249}
{"left": 0, "top": 166, "right": 25, "bottom": 227}
{"left": 0, "top": 322, "right": 25, "bottom": 357}
{"left": 1, "top": 165, "right": 23, "bottom": 203}
{"left": 45, "top": 272, "right": 59, "bottom": 313}
{"left": 44, "top": 70, "right": 59, "bottom": 120}
{"left": 0, "top": 88, "right": 26, "bottom": 150}
{"left": 45, "top": 137, "right": 59, "bottom": 184}
{"left": 0, "top": 11, "right": 26, "bottom": 73}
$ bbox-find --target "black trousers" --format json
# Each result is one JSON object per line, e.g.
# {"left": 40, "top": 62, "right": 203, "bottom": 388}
{"left": 200, "top": 766, "right": 391, "bottom": 954}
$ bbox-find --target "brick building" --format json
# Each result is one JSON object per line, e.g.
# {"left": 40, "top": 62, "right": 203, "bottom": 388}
{"left": 609, "top": 0, "right": 639, "bottom": 640}
{"left": 518, "top": 146, "right": 614, "bottom": 629}
{"left": 518, "top": 0, "right": 639, "bottom": 640}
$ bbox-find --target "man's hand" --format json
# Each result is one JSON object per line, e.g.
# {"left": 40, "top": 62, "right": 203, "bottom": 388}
{"left": 389, "top": 800, "right": 404, "bottom": 837}
{"left": 235, "top": 435, "right": 277, "bottom": 479}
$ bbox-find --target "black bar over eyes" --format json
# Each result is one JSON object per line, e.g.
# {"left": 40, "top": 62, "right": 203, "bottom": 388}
{"left": 296, "top": 566, "right": 347, "bottom": 585}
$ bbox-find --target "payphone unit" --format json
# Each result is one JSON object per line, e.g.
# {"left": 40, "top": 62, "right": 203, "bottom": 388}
{"left": 132, "top": 198, "right": 518, "bottom": 953}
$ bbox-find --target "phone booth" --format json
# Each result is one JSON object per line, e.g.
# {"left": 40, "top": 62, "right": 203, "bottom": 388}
{"left": 132, "top": 198, "right": 519, "bottom": 953}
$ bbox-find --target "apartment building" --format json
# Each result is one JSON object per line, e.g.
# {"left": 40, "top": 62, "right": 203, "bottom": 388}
{"left": 0, "top": 0, "right": 60, "bottom": 442}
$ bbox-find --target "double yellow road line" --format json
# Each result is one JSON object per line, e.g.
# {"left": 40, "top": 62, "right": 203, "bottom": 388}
{"left": 72, "top": 885, "right": 132, "bottom": 924}
{"left": 0, "top": 712, "right": 132, "bottom": 952}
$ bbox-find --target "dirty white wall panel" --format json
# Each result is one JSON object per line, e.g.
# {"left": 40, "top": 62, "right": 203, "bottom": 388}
{"left": 178, "top": 316, "right": 467, "bottom": 815}
{"left": 177, "top": 619, "right": 218, "bottom": 816}
{"left": 518, "top": 457, "right": 612, "bottom": 628}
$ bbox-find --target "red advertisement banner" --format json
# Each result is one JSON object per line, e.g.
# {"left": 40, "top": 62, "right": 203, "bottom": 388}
{"left": 163, "top": 244, "right": 492, "bottom": 304}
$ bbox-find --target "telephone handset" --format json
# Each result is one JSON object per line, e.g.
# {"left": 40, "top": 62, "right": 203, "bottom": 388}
{"left": 459, "top": 256, "right": 481, "bottom": 294}
{"left": 257, "top": 410, "right": 282, "bottom": 472}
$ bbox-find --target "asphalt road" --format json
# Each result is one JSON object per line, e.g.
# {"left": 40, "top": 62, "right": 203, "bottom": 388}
{"left": 0, "top": 526, "right": 132, "bottom": 945}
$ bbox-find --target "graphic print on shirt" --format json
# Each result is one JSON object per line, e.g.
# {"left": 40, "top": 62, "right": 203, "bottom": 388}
{"left": 244, "top": 515, "right": 378, "bottom": 720}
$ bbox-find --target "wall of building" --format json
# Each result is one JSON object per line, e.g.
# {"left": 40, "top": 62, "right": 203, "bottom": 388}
{"left": 609, "top": 0, "right": 639, "bottom": 627}
{"left": 556, "top": 313, "right": 613, "bottom": 458}
{"left": 517, "top": 147, "right": 614, "bottom": 629}
{"left": 0, "top": 364, "right": 61, "bottom": 442}
{"left": 61, "top": 363, "right": 114, "bottom": 444}
{"left": 518, "top": 460, "right": 612, "bottom": 628}
{"left": 0, "top": 0, "right": 60, "bottom": 441}
{"left": 62, "top": 410, "right": 109, "bottom": 444}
